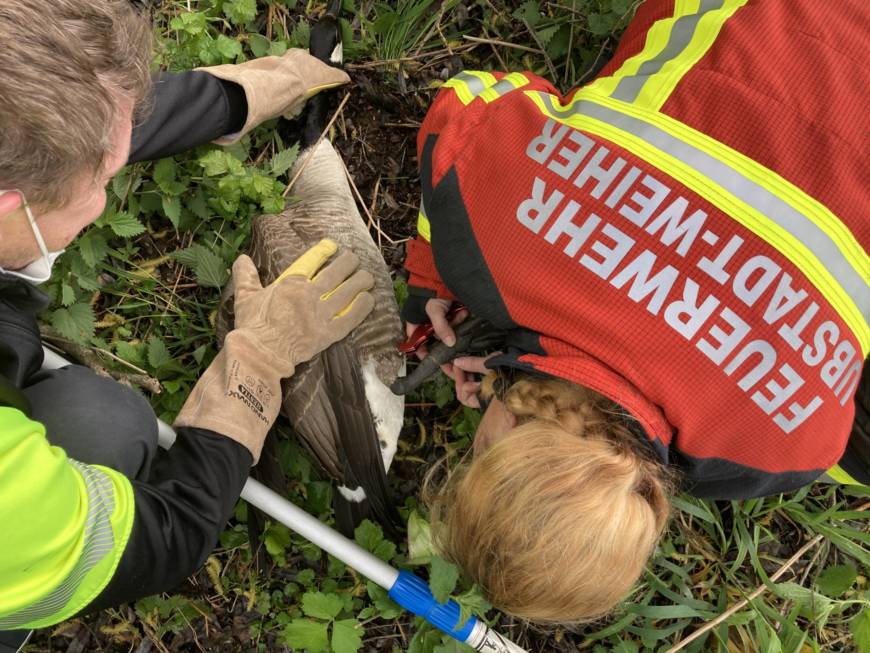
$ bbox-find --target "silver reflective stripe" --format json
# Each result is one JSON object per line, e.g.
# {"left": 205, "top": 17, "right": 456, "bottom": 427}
{"left": 453, "top": 71, "right": 487, "bottom": 98}
{"left": 0, "top": 461, "right": 116, "bottom": 628}
{"left": 612, "top": 0, "right": 726, "bottom": 103}
{"left": 489, "top": 76, "right": 521, "bottom": 98}
{"left": 536, "top": 93, "right": 870, "bottom": 318}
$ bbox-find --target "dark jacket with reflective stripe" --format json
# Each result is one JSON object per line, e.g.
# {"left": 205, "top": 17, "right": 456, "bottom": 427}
{"left": 0, "top": 71, "right": 252, "bottom": 624}
{"left": 404, "top": 0, "right": 869, "bottom": 497}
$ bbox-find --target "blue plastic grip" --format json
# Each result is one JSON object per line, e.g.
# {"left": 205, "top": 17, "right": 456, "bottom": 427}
{"left": 388, "top": 570, "right": 476, "bottom": 642}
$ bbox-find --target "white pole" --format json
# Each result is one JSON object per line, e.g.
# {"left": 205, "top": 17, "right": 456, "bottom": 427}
{"left": 41, "top": 347, "right": 528, "bottom": 652}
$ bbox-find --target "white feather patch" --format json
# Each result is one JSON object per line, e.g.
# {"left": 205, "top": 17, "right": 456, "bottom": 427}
{"left": 361, "top": 359, "right": 404, "bottom": 471}
{"left": 330, "top": 42, "right": 343, "bottom": 65}
{"left": 338, "top": 485, "right": 367, "bottom": 503}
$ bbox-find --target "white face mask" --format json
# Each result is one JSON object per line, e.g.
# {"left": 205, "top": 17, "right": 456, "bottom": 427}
{"left": 0, "top": 189, "right": 65, "bottom": 284}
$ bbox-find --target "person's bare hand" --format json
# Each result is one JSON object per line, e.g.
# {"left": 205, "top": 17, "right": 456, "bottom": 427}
{"left": 447, "top": 353, "right": 501, "bottom": 408}
{"left": 404, "top": 298, "right": 467, "bottom": 360}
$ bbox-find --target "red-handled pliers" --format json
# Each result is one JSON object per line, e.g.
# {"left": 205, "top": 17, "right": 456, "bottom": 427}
{"left": 397, "top": 303, "right": 467, "bottom": 355}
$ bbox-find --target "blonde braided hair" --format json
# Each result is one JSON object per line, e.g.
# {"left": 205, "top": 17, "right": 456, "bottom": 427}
{"left": 426, "top": 372, "right": 675, "bottom": 624}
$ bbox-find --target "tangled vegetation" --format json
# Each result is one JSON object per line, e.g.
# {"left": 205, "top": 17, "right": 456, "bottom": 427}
{"left": 29, "top": 1, "right": 868, "bottom": 652}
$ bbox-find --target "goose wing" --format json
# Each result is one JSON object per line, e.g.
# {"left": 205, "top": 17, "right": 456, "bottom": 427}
{"left": 322, "top": 340, "right": 401, "bottom": 535}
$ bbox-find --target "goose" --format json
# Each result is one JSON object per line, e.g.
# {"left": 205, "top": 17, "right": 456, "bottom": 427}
{"left": 216, "top": 0, "right": 405, "bottom": 536}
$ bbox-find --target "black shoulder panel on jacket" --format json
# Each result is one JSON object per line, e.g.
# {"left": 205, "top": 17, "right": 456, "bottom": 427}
{"left": 422, "top": 138, "right": 516, "bottom": 332}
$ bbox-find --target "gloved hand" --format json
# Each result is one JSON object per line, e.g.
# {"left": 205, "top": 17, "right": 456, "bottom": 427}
{"left": 175, "top": 239, "right": 374, "bottom": 462}
{"left": 197, "top": 49, "right": 349, "bottom": 144}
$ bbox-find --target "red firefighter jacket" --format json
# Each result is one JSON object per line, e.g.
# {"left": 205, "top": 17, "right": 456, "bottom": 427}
{"left": 403, "top": 0, "right": 869, "bottom": 498}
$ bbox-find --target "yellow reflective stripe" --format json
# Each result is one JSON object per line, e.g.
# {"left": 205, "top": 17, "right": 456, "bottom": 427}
{"left": 479, "top": 73, "right": 531, "bottom": 103}
{"left": 588, "top": 0, "right": 745, "bottom": 110}
{"left": 826, "top": 464, "right": 863, "bottom": 486}
{"left": 417, "top": 209, "right": 431, "bottom": 242}
{"left": 586, "top": 0, "right": 698, "bottom": 96}
{"left": 526, "top": 90, "right": 870, "bottom": 354}
{"left": 442, "top": 70, "right": 499, "bottom": 106}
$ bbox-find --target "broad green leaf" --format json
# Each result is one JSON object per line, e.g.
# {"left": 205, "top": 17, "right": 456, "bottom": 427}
{"left": 271, "top": 143, "right": 300, "bottom": 176}
{"left": 199, "top": 150, "right": 230, "bottom": 176}
{"left": 366, "top": 581, "right": 403, "bottom": 619}
{"left": 51, "top": 303, "right": 95, "bottom": 344}
{"left": 354, "top": 520, "right": 396, "bottom": 562}
{"left": 281, "top": 619, "right": 329, "bottom": 652}
{"left": 147, "top": 338, "right": 172, "bottom": 370}
{"left": 170, "top": 244, "right": 228, "bottom": 288}
{"left": 429, "top": 556, "right": 460, "bottom": 604}
{"left": 162, "top": 195, "right": 182, "bottom": 228}
{"left": 153, "top": 158, "right": 177, "bottom": 188}
{"left": 216, "top": 34, "right": 244, "bottom": 61}
{"left": 331, "top": 619, "right": 363, "bottom": 653}
{"left": 249, "top": 33, "right": 271, "bottom": 57}
{"left": 301, "top": 591, "right": 343, "bottom": 621}
{"left": 107, "top": 211, "right": 146, "bottom": 237}
{"left": 115, "top": 341, "right": 144, "bottom": 366}
{"left": 77, "top": 231, "right": 109, "bottom": 268}
{"left": 588, "top": 12, "right": 617, "bottom": 35}
{"left": 265, "top": 523, "right": 292, "bottom": 558}
{"left": 407, "top": 510, "right": 435, "bottom": 565}
{"left": 224, "top": 0, "right": 257, "bottom": 26}
{"left": 512, "top": 1, "right": 540, "bottom": 26}
{"left": 853, "top": 608, "right": 870, "bottom": 653}
{"left": 816, "top": 564, "right": 858, "bottom": 597}
{"left": 60, "top": 283, "right": 76, "bottom": 307}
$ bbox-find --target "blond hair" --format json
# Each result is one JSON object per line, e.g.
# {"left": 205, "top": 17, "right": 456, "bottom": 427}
{"left": 0, "top": 0, "right": 152, "bottom": 208}
{"left": 426, "top": 373, "right": 674, "bottom": 624}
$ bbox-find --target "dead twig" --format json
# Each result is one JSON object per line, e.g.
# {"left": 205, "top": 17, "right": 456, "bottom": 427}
{"left": 40, "top": 326, "right": 162, "bottom": 395}
{"left": 462, "top": 35, "right": 543, "bottom": 54}
{"left": 664, "top": 533, "right": 826, "bottom": 653}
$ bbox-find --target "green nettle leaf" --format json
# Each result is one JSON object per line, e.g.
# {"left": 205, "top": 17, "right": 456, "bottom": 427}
{"left": 60, "top": 283, "right": 76, "bottom": 307}
{"left": 588, "top": 12, "right": 616, "bottom": 35}
{"left": 108, "top": 211, "right": 146, "bottom": 237}
{"left": 77, "top": 231, "right": 110, "bottom": 268}
{"left": 51, "top": 303, "right": 95, "bottom": 344}
{"left": 153, "top": 158, "right": 177, "bottom": 186}
{"left": 199, "top": 150, "right": 230, "bottom": 176}
{"left": 248, "top": 33, "right": 271, "bottom": 57}
{"left": 535, "top": 24, "right": 559, "bottom": 48}
{"left": 301, "top": 592, "right": 343, "bottom": 621}
{"left": 852, "top": 608, "right": 870, "bottom": 653}
{"left": 269, "top": 39, "right": 290, "bottom": 57}
{"left": 271, "top": 143, "right": 300, "bottom": 176}
{"left": 162, "top": 195, "right": 182, "bottom": 228}
{"left": 512, "top": 0, "right": 541, "bottom": 26}
{"left": 611, "top": 0, "right": 633, "bottom": 15}
{"left": 115, "top": 341, "right": 144, "bottom": 366}
{"left": 193, "top": 246, "right": 230, "bottom": 289}
{"left": 170, "top": 11, "right": 208, "bottom": 35}
{"left": 224, "top": 0, "right": 258, "bottom": 26}
{"left": 816, "top": 564, "right": 858, "bottom": 597}
{"left": 281, "top": 619, "right": 329, "bottom": 652}
{"left": 147, "top": 338, "right": 172, "bottom": 370}
{"left": 429, "top": 556, "right": 460, "bottom": 604}
{"left": 216, "top": 34, "right": 244, "bottom": 61}
{"left": 331, "top": 619, "right": 363, "bottom": 653}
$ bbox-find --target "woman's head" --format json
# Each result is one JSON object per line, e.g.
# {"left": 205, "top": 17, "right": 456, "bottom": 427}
{"left": 426, "top": 372, "right": 674, "bottom": 624}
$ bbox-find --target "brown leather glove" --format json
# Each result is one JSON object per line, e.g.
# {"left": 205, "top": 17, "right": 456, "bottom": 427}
{"left": 197, "top": 48, "right": 349, "bottom": 144}
{"left": 175, "top": 239, "right": 374, "bottom": 462}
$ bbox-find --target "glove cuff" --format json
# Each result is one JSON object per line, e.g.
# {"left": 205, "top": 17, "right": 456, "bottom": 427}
{"left": 174, "top": 330, "right": 291, "bottom": 463}
{"left": 196, "top": 49, "right": 350, "bottom": 144}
